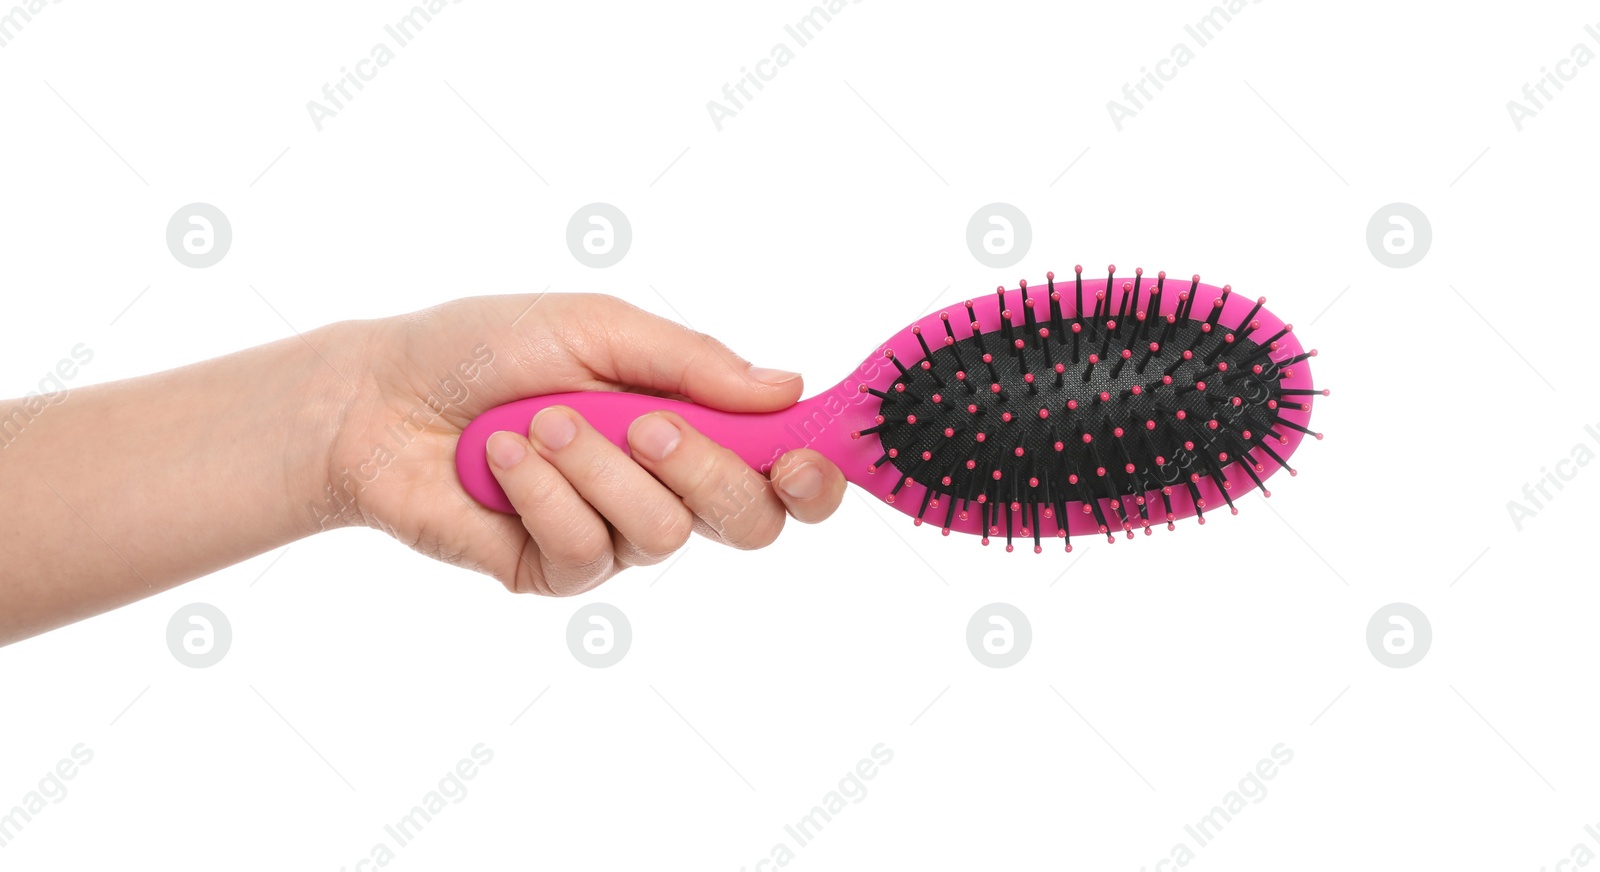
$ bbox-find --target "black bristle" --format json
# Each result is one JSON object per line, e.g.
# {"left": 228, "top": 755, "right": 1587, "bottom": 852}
{"left": 916, "top": 487, "right": 935, "bottom": 525}
{"left": 1205, "top": 284, "right": 1230, "bottom": 328}
{"left": 1128, "top": 270, "right": 1143, "bottom": 330}
{"left": 996, "top": 286, "right": 1013, "bottom": 345}
{"left": 1052, "top": 493, "right": 1072, "bottom": 551}
{"left": 941, "top": 314, "right": 970, "bottom": 372}
{"left": 1180, "top": 275, "right": 1201, "bottom": 320}
{"left": 966, "top": 301, "right": 989, "bottom": 355}
{"left": 1237, "top": 296, "right": 1265, "bottom": 335}
{"left": 1143, "top": 273, "right": 1166, "bottom": 342}
{"left": 1020, "top": 279, "right": 1038, "bottom": 343}
{"left": 1046, "top": 272, "right": 1066, "bottom": 343}
{"left": 1240, "top": 326, "right": 1294, "bottom": 365}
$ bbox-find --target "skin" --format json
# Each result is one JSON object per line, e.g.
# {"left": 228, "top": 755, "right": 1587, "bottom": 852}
{"left": 0, "top": 293, "right": 846, "bottom": 646}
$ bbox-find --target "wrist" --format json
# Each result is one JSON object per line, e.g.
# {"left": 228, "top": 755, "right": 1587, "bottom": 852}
{"left": 286, "top": 319, "right": 386, "bottom": 536}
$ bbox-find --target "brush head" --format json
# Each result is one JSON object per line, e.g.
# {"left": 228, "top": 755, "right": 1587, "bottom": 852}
{"left": 851, "top": 268, "right": 1322, "bottom": 552}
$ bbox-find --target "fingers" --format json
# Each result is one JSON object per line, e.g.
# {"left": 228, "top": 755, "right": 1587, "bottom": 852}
{"left": 768, "top": 449, "right": 847, "bottom": 524}
{"left": 575, "top": 295, "right": 805, "bottom": 413}
{"left": 627, "top": 411, "right": 789, "bottom": 550}
{"left": 523, "top": 406, "right": 696, "bottom": 567}
{"left": 485, "top": 404, "right": 846, "bottom": 598}
{"left": 484, "top": 427, "right": 616, "bottom": 596}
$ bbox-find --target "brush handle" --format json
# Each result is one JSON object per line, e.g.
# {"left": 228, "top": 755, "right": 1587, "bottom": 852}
{"left": 457, "top": 390, "right": 847, "bottom": 513}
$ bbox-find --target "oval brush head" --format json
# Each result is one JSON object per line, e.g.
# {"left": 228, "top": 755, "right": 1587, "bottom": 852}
{"left": 456, "top": 265, "right": 1325, "bottom": 553}
{"left": 858, "top": 266, "right": 1323, "bottom": 551}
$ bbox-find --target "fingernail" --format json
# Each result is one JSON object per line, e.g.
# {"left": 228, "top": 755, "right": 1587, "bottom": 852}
{"left": 748, "top": 365, "right": 801, "bottom": 385}
{"left": 530, "top": 407, "right": 577, "bottom": 451}
{"left": 777, "top": 460, "right": 823, "bottom": 500}
{"left": 487, "top": 431, "right": 528, "bottom": 469}
{"left": 630, "top": 414, "right": 681, "bottom": 462}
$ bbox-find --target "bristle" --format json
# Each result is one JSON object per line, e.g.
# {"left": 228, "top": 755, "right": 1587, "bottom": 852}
{"left": 1179, "top": 275, "right": 1200, "bottom": 320}
{"left": 1241, "top": 325, "right": 1294, "bottom": 365}
{"left": 1019, "top": 279, "right": 1038, "bottom": 343}
{"left": 1277, "top": 349, "right": 1317, "bottom": 368}
{"left": 1202, "top": 333, "right": 1235, "bottom": 365}
{"left": 1046, "top": 271, "right": 1066, "bottom": 343}
{"left": 1205, "top": 284, "right": 1231, "bottom": 328}
{"left": 1127, "top": 269, "right": 1143, "bottom": 333}
{"left": 941, "top": 312, "right": 969, "bottom": 371}
{"left": 1068, "top": 265, "right": 1083, "bottom": 316}
{"left": 1237, "top": 296, "right": 1265, "bottom": 335}
{"left": 996, "top": 285, "right": 1014, "bottom": 345}
{"left": 1143, "top": 272, "right": 1166, "bottom": 342}
{"left": 885, "top": 348, "right": 912, "bottom": 380}
{"left": 966, "top": 301, "right": 988, "bottom": 355}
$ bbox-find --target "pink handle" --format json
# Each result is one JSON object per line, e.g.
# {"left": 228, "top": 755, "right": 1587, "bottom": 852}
{"left": 456, "top": 390, "right": 854, "bottom": 513}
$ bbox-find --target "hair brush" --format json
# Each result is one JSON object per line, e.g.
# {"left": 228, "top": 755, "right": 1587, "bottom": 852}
{"left": 456, "top": 266, "right": 1325, "bottom": 552}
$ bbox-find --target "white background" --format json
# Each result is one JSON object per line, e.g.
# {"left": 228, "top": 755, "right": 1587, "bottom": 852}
{"left": 2, "top": 0, "right": 1597, "bottom": 869}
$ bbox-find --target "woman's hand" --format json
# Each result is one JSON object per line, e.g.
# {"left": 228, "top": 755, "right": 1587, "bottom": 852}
{"left": 322, "top": 293, "right": 847, "bottom": 596}
{"left": 0, "top": 291, "right": 841, "bottom": 644}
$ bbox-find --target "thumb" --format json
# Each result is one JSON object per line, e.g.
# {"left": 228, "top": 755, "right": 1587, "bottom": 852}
{"left": 582, "top": 296, "right": 804, "bottom": 413}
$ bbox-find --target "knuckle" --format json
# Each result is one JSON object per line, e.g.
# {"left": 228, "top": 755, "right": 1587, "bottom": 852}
{"left": 578, "top": 292, "right": 627, "bottom": 313}
{"left": 504, "top": 564, "right": 547, "bottom": 596}
{"left": 566, "top": 445, "right": 626, "bottom": 489}
{"left": 553, "top": 544, "right": 614, "bottom": 593}
{"left": 642, "top": 511, "right": 694, "bottom": 558}
{"left": 736, "top": 510, "right": 786, "bottom": 551}
{"left": 498, "top": 543, "right": 549, "bottom": 596}
{"left": 704, "top": 471, "right": 778, "bottom": 545}
{"left": 677, "top": 446, "right": 732, "bottom": 505}
{"left": 692, "top": 330, "right": 729, "bottom": 356}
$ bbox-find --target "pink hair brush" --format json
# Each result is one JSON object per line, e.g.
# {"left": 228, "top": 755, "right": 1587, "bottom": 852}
{"left": 456, "top": 266, "right": 1325, "bottom": 552}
